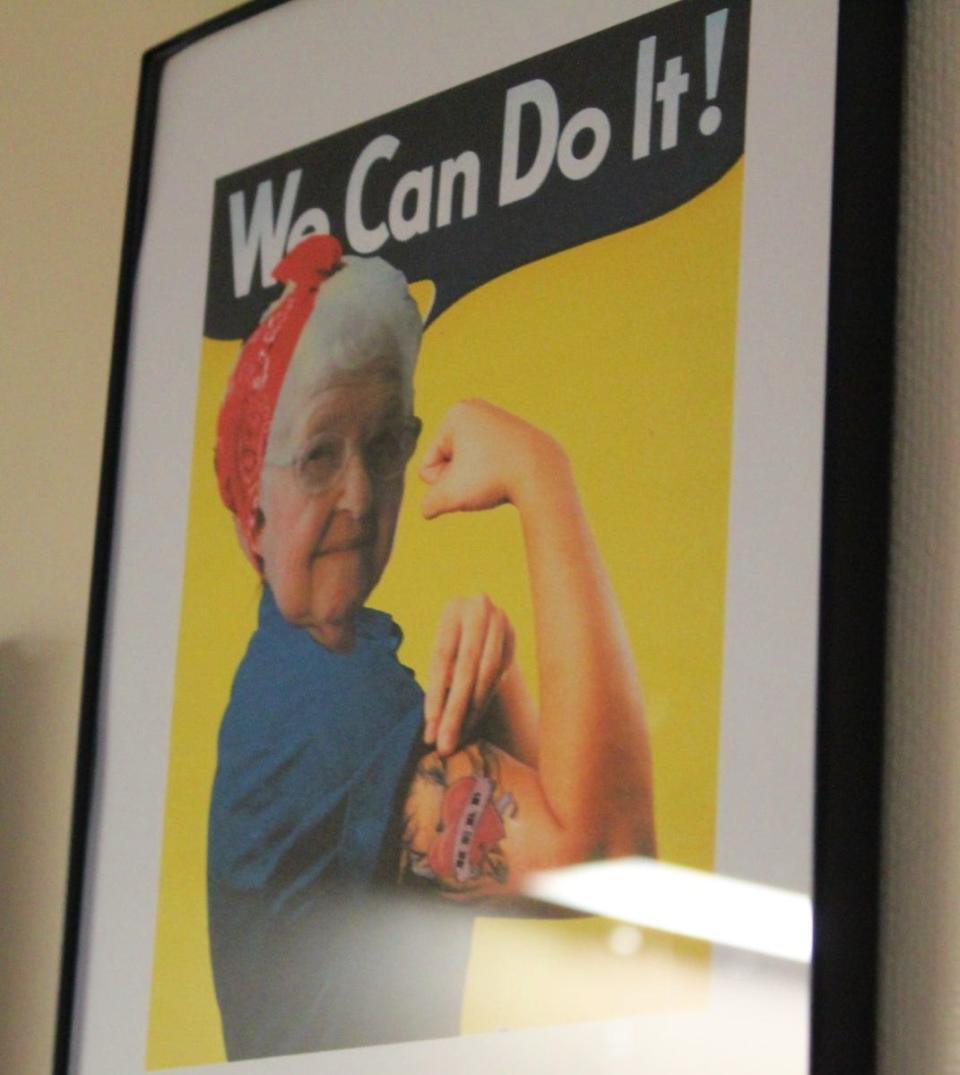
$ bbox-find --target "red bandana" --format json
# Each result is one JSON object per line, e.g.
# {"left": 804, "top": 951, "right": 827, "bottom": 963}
{"left": 214, "top": 234, "right": 344, "bottom": 559}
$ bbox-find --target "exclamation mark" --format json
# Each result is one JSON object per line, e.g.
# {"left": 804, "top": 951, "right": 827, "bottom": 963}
{"left": 699, "top": 9, "right": 728, "bottom": 136}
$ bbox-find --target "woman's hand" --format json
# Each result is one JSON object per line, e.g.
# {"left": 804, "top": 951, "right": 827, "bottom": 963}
{"left": 418, "top": 399, "right": 568, "bottom": 519}
{"left": 424, "top": 594, "right": 516, "bottom": 757}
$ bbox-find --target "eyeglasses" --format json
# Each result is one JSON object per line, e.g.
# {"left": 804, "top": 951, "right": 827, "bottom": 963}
{"left": 267, "top": 416, "right": 422, "bottom": 495}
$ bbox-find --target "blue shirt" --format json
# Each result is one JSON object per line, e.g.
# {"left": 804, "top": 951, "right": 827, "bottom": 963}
{"left": 208, "top": 589, "right": 471, "bottom": 1058}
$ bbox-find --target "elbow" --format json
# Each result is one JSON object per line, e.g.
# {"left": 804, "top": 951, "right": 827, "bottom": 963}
{"left": 552, "top": 786, "right": 657, "bottom": 866}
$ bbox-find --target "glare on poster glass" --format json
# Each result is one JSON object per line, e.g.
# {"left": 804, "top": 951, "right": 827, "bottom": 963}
{"left": 524, "top": 859, "right": 813, "bottom": 964}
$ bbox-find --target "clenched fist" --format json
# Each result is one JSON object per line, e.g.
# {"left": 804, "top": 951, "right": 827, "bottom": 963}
{"left": 418, "top": 399, "right": 568, "bottom": 520}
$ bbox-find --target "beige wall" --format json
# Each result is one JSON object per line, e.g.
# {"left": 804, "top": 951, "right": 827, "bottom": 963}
{"left": 1, "top": 3, "right": 955, "bottom": 1073}
{"left": 1, "top": 6, "right": 237, "bottom": 1071}
{"left": 880, "top": 5, "right": 960, "bottom": 1074}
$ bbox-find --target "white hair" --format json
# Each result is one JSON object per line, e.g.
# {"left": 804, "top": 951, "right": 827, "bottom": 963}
{"left": 267, "top": 254, "right": 422, "bottom": 458}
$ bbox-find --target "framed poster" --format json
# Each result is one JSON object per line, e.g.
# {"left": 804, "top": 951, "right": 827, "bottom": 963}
{"left": 57, "top": 1, "right": 903, "bottom": 1073}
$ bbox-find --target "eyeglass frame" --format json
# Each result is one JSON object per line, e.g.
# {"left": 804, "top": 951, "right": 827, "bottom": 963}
{"left": 263, "top": 415, "right": 423, "bottom": 495}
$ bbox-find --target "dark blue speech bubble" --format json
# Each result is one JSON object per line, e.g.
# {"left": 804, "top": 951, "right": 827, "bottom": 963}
{"left": 204, "top": 0, "right": 749, "bottom": 339}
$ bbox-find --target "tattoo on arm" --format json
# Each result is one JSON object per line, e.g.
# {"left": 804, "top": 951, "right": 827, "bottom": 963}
{"left": 399, "top": 741, "right": 518, "bottom": 895}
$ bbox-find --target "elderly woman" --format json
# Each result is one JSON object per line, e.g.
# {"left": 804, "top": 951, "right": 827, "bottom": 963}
{"left": 208, "top": 234, "right": 655, "bottom": 1060}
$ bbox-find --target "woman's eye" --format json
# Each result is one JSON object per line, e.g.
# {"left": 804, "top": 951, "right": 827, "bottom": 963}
{"left": 306, "top": 439, "right": 339, "bottom": 462}
{"left": 300, "top": 438, "right": 342, "bottom": 480}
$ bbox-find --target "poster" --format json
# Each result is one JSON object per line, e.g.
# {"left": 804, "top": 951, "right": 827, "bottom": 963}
{"left": 69, "top": 1, "right": 844, "bottom": 1071}
{"left": 145, "top": 3, "right": 748, "bottom": 1063}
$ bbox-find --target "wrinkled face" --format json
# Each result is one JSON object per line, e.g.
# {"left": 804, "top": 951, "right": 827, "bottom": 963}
{"left": 252, "top": 370, "right": 413, "bottom": 652}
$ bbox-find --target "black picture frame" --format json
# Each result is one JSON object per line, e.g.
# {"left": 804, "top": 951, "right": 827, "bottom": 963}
{"left": 55, "top": 3, "right": 905, "bottom": 1073}
{"left": 812, "top": 3, "right": 904, "bottom": 1072}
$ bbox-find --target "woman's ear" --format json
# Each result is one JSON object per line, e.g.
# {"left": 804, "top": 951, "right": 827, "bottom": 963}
{"left": 235, "top": 509, "right": 265, "bottom": 574}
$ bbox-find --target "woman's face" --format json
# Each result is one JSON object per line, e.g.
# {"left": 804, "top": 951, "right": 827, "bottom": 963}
{"left": 252, "top": 371, "right": 413, "bottom": 652}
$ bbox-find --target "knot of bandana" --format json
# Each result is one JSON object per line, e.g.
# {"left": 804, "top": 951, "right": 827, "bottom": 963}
{"left": 214, "top": 234, "right": 344, "bottom": 559}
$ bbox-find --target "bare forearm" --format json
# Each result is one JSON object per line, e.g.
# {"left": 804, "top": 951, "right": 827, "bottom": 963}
{"left": 487, "top": 662, "right": 539, "bottom": 766}
{"left": 512, "top": 448, "right": 655, "bottom": 857}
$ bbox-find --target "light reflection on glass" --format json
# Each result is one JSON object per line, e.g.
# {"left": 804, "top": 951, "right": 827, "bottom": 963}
{"left": 523, "top": 858, "right": 813, "bottom": 963}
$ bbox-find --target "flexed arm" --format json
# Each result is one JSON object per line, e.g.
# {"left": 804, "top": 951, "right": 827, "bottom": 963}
{"left": 400, "top": 400, "right": 655, "bottom": 897}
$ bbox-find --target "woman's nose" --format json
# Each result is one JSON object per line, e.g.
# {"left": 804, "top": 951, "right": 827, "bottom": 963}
{"left": 336, "top": 449, "right": 374, "bottom": 517}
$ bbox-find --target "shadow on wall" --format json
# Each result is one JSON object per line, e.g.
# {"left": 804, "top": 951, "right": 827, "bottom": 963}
{"left": 0, "top": 636, "right": 82, "bottom": 1071}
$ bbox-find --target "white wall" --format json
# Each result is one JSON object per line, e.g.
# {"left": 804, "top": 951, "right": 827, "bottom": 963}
{"left": 0, "top": 3, "right": 954, "bottom": 1073}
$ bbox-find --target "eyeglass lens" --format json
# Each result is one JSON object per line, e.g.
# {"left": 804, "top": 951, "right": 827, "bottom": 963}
{"left": 297, "top": 421, "right": 420, "bottom": 492}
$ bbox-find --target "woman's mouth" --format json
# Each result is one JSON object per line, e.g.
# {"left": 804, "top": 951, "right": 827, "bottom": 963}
{"left": 317, "top": 533, "right": 374, "bottom": 556}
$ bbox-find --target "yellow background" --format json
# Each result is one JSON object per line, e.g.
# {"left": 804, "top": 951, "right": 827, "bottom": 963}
{"left": 147, "top": 161, "right": 743, "bottom": 1067}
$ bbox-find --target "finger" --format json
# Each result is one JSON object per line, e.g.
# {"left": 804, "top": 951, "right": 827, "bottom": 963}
{"left": 422, "top": 464, "right": 486, "bottom": 518}
{"left": 424, "top": 601, "right": 461, "bottom": 741}
{"left": 436, "top": 597, "right": 489, "bottom": 755}
{"left": 424, "top": 601, "right": 462, "bottom": 744}
{"left": 503, "top": 616, "right": 516, "bottom": 670}
{"left": 418, "top": 426, "right": 453, "bottom": 483}
{"left": 418, "top": 460, "right": 447, "bottom": 485}
{"left": 421, "top": 480, "right": 462, "bottom": 520}
{"left": 472, "top": 606, "right": 507, "bottom": 716}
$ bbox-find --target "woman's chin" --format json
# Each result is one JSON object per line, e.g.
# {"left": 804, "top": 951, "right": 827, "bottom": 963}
{"left": 308, "top": 617, "right": 357, "bottom": 653}
{"left": 273, "top": 561, "right": 376, "bottom": 650}
{"left": 305, "top": 587, "right": 369, "bottom": 652}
